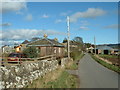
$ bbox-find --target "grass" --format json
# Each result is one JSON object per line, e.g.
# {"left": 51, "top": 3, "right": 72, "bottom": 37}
{"left": 65, "top": 61, "right": 78, "bottom": 70}
{"left": 70, "top": 51, "right": 83, "bottom": 61}
{"left": 98, "top": 54, "right": 118, "bottom": 59}
{"left": 66, "top": 51, "right": 84, "bottom": 70}
{"left": 91, "top": 54, "right": 120, "bottom": 73}
{"left": 45, "top": 71, "right": 78, "bottom": 88}
{"left": 26, "top": 67, "right": 79, "bottom": 88}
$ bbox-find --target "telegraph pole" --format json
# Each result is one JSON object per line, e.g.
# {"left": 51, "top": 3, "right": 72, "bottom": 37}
{"left": 67, "top": 16, "right": 70, "bottom": 59}
{"left": 94, "top": 36, "right": 96, "bottom": 55}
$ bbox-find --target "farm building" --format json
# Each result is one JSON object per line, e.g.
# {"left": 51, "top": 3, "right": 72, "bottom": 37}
{"left": 27, "top": 36, "right": 65, "bottom": 58}
{"left": 86, "top": 46, "right": 94, "bottom": 53}
{"left": 21, "top": 40, "right": 30, "bottom": 51}
{"left": 2, "top": 45, "right": 13, "bottom": 53}
{"left": 93, "top": 45, "right": 114, "bottom": 55}
{"left": 14, "top": 45, "right": 21, "bottom": 53}
{"left": 14, "top": 40, "right": 30, "bottom": 53}
{"left": 111, "top": 49, "right": 119, "bottom": 55}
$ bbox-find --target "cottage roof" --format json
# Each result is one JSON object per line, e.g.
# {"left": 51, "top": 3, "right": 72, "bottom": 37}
{"left": 22, "top": 40, "right": 30, "bottom": 44}
{"left": 27, "top": 38, "right": 64, "bottom": 47}
{"left": 96, "top": 45, "right": 113, "bottom": 50}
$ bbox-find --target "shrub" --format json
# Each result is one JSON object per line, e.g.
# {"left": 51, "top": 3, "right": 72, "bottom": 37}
{"left": 23, "top": 47, "right": 39, "bottom": 58}
{"left": 70, "top": 51, "right": 82, "bottom": 61}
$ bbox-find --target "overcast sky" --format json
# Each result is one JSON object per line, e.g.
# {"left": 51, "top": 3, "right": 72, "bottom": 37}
{"left": 0, "top": 1, "right": 119, "bottom": 46}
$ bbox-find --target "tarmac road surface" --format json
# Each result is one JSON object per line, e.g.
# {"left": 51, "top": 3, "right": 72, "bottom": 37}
{"left": 78, "top": 53, "right": 119, "bottom": 88}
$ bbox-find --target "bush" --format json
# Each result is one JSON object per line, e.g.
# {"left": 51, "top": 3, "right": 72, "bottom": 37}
{"left": 23, "top": 47, "right": 39, "bottom": 58}
{"left": 70, "top": 51, "right": 82, "bottom": 61}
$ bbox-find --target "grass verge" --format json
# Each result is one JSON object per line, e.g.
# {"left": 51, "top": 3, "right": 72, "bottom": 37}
{"left": 66, "top": 51, "right": 85, "bottom": 70}
{"left": 98, "top": 54, "right": 118, "bottom": 59}
{"left": 91, "top": 54, "right": 120, "bottom": 73}
{"left": 26, "top": 67, "right": 79, "bottom": 88}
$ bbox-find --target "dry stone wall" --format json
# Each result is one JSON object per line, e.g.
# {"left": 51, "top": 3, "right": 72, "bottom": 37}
{"left": 0, "top": 58, "right": 69, "bottom": 89}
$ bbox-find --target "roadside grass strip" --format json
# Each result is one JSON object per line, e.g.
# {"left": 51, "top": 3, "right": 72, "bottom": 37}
{"left": 66, "top": 52, "right": 85, "bottom": 70}
{"left": 98, "top": 54, "right": 118, "bottom": 59}
{"left": 91, "top": 54, "right": 120, "bottom": 73}
{"left": 26, "top": 67, "right": 79, "bottom": 88}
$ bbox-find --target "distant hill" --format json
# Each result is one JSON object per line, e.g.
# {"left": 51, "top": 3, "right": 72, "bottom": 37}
{"left": 107, "top": 44, "right": 120, "bottom": 49}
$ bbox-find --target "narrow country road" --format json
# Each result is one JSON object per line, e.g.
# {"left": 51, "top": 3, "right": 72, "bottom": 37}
{"left": 78, "top": 53, "right": 119, "bottom": 88}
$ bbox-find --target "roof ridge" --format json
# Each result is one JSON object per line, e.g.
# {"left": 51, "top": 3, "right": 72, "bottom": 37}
{"left": 45, "top": 38, "right": 54, "bottom": 45}
{"left": 27, "top": 38, "right": 41, "bottom": 45}
{"left": 27, "top": 38, "right": 64, "bottom": 47}
{"left": 22, "top": 40, "right": 29, "bottom": 44}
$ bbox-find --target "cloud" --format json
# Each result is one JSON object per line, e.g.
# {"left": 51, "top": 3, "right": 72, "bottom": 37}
{"left": 1, "top": 29, "right": 66, "bottom": 41}
{"left": 55, "top": 19, "right": 63, "bottom": 23}
{"left": 42, "top": 14, "right": 49, "bottom": 18}
{"left": 25, "top": 14, "right": 33, "bottom": 21}
{"left": 0, "top": 23, "right": 12, "bottom": 27}
{"left": 78, "top": 20, "right": 90, "bottom": 30}
{"left": 79, "top": 26, "right": 89, "bottom": 30}
{"left": 0, "top": 1, "right": 27, "bottom": 13}
{"left": 80, "top": 20, "right": 89, "bottom": 26}
{"left": 0, "top": 40, "right": 21, "bottom": 46}
{"left": 55, "top": 19, "right": 67, "bottom": 23}
{"left": 103, "top": 24, "right": 118, "bottom": 29}
{"left": 16, "top": 11, "right": 24, "bottom": 15}
{"left": 70, "top": 8, "right": 106, "bottom": 22}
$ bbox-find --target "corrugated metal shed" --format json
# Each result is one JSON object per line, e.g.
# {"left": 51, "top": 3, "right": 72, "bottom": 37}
{"left": 96, "top": 45, "right": 113, "bottom": 50}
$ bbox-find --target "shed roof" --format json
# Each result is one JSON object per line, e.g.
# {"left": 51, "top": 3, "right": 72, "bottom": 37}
{"left": 96, "top": 45, "right": 113, "bottom": 50}
{"left": 27, "top": 38, "right": 64, "bottom": 47}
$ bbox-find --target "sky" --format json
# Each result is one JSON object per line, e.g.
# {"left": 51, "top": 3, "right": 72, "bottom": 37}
{"left": 0, "top": 1, "right": 119, "bottom": 46}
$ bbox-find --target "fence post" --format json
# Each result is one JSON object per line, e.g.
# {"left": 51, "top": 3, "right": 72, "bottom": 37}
{"left": 19, "top": 58, "right": 20, "bottom": 66}
{"left": 6, "top": 57, "right": 8, "bottom": 66}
